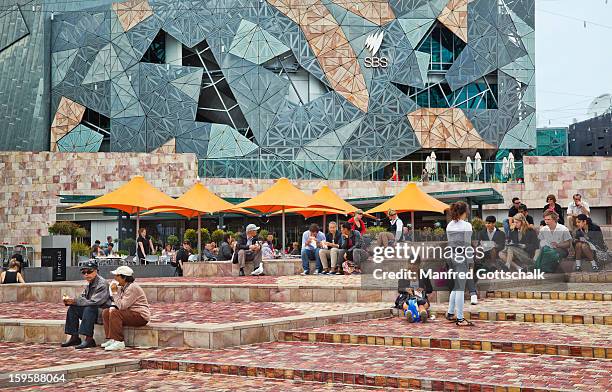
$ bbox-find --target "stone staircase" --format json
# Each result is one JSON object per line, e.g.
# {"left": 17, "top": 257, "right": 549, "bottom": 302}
{"left": 1, "top": 275, "right": 610, "bottom": 390}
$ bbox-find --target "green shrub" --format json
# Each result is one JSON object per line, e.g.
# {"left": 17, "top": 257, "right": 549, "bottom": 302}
{"left": 49, "top": 221, "right": 80, "bottom": 236}
{"left": 211, "top": 229, "right": 225, "bottom": 244}
{"left": 366, "top": 226, "right": 387, "bottom": 235}
{"left": 73, "top": 227, "right": 87, "bottom": 241}
{"left": 166, "top": 235, "right": 179, "bottom": 247}
{"left": 259, "top": 229, "right": 269, "bottom": 240}
{"left": 71, "top": 241, "right": 90, "bottom": 259}
{"left": 471, "top": 217, "right": 485, "bottom": 232}
{"left": 121, "top": 238, "right": 136, "bottom": 253}
{"left": 199, "top": 228, "right": 211, "bottom": 244}
{"left": 495, "top": 221, "right": 503, "bottom": 229}
{"left": 117, "top": 250, "right": 128, "bottom": 256}
{"left": 184, "top": 229, "right": 197, "bottom": 246}
{"left": 433, "top": 227, "right": 445, "bottom": 237}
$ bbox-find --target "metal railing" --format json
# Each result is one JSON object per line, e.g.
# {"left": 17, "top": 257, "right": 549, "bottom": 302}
{"left": 198, "top": 158, "right": 524, "bottom": 183}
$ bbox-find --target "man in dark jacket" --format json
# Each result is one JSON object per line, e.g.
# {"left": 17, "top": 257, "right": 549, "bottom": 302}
{"left": 337, "top": 222, "right": 369, "bottom": 271}
{"left": 217, "top": 234, "right": 234, "bottom": 261}
{"left": 233, "top": 224, "right": 263, "bottom": 276}
{"left": 61, "top": 261, "right": 111, "bottom": 349}
{"left": 174, "top": 240, "right": 191, "bottom": 276}
{"left": 476, "top": 216, "right": 506, "bottom": 264}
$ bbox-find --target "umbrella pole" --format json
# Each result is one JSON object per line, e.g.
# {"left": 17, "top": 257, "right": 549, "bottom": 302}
{"left": 411, "top": 211, "right": 415, "bottom": 242}
{"left": 198, "top": 214, "right": 202, "bottom": 261}
{"left": 136, "top": 207, "right": 140, "bottom": 239}
{"left": 323, "top": 212, "right": 327, "bottom": 229}
{"left": 282, "top": 207, "right": 286, "bottom": 259}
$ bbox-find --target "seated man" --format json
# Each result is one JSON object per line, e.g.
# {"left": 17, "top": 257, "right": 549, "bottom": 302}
{"left": 534, "top": 210, "right": 572, "bottom": 272}
{"left": 574, "top": 214, "right": 605, "bottom": 271}
{"left": 61, "top": 261, "right": 111, "bottom": 349}
{"left": 567, "top": 193, "right": 590, "bottom": 233}
{"left": 103, "top": 242, "right": 115, "bottom": 256}
{"left": 301, "top": 223, "right": 326, "bottom": 275}
{"left": 202, "top": 243, "right": 217, "bottom": 261}
{"left": 334, "top": 222, "right": 369, "bottom": 274}
{"left": 376, "top": 209, "right": 403, "bottom": 248}
{"left": 476, "top": 216, "right": 506, "bottom": 267}
{"left": 217, "top": 234, "right": 234, "bottom": 261}
{"left": 233, "top": 224, "right": 263, "bottom": 276}
{"left": 318, "top": 221, "right": 342, "bottom": 275}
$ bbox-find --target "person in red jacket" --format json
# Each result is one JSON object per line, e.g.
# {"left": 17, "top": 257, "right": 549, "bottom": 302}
{"left": 347, "top": 210, "right": 367, "bottom": 235}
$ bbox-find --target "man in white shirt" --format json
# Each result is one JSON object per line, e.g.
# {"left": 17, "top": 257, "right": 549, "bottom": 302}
{"left": 536, "top": 210, "right": 572, "bottom": 262}
{"left": 566, "top": 194, "right": 590, "bottom": 233}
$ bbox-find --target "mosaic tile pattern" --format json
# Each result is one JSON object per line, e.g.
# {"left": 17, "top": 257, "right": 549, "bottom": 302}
{"left": 487, "top": 290, "right": 612, "bottom": 301}
{"left": 140, "top": 341, "right": 612, "bottom": 391}
{"left": 280, "top": 317, "right": 612, "bottom": 358}
{"left": 0, "top": 302, "right": 387, "bottom": 324}
{"left": 50, "top": 97, "right": 86, "bottom": 152}
{"left": 429, "top": 298, "right": 612, "bottom": 325}
{"left": 14, "top": 370, "right": 398, "bottom": 391}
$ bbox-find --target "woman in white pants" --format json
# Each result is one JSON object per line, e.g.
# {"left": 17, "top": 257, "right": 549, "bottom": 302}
{"left": 445, "top": 202, "right": 474, "bottom": 327}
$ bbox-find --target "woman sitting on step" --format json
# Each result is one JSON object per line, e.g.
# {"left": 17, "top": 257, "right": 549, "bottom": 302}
{"left": 1, "top": 256, "right": 26, "bottom": 284}
{"left": 101, "top": 266, "right": 150, "bottom": 351}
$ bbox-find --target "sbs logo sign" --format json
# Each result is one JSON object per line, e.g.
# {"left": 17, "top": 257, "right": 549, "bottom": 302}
{"left": 364, "top": 31, "right": 388, "bottom": 68}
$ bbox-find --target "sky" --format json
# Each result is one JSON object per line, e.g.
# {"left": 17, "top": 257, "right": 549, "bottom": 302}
{"left": 535, "top": 0, "right": 612, "bottom": 127}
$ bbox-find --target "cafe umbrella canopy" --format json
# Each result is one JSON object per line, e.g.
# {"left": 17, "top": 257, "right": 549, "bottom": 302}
{"left": 144, "top": 182, "right": 254, "bottom": 258}
{"left": 235, "top": 178, "right": 337, "bottom": 254}
{"left": 67, "top": 175, "right": 177, "bottom": 236}
{"left": 366, "top": 183, "right": 450, "bottom": 234}
{"left": 275, "top": 185, "right": 375, "bottom": 226}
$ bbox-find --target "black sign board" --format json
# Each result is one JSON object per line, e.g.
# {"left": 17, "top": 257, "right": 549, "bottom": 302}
{"left": 41, "top": 248, "right": 67, "bottom": 281}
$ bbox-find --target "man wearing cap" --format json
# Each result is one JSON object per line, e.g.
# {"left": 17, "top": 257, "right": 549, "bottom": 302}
{"left": 101, "top": 266, "right": 150, "bottom": 351}
{"left": 61, "top": 261, "right": 111, "bottom": 349}
{"left": 376, "top": 209, "right": 403, "bottom": 247}
{"left": 233, "top": 224, "right": 264, "bottom": 276}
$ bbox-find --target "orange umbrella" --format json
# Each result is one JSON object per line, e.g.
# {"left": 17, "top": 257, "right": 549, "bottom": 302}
{"left": 235, "top": 178, "right": 337, "bottom": 254}
{"left": 271, "top": 185, "right": 373, "bottom": 225}
{"left": 144, "top": 182, "right": 254, "bottom": 256}
{"left": 68, "top": 175, "right": 176, "bottom": 235}
{"left": 366, "top": 183, "right": 449, "bottom": 234}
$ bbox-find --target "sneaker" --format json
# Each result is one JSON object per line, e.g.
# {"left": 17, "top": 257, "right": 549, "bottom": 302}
{"left": 101, "top": 339, "right": 115, "bottom": 348}
{"left": 301, "top": 270, "right": 310, "bottom": 275}
{"left": 251, "top": 264, "right": 264, "bottom": 276}
{"left": 313, "top": 270, "right": 320, "bottom": 275}
{"left": 470, "top": 294, "right": 478, "bottom": 305}
{"left": 104, "top": 340, "right": 125, "bottom": 351}
{"left": 335, "top": 270, "right": 343, "bottom": 275}
{"left": 575, "top": 265, "right": 582, "bottom": 272}
{"left": 592, "top": 264, "right": 600, "bottom": 271}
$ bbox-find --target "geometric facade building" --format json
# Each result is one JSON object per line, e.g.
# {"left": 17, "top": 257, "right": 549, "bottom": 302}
{"left": 0, "top": 0, "right": 535, "bottom": 179}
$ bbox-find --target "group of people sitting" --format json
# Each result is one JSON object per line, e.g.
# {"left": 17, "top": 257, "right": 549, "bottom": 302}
{"left": 493, "top": 193, "right": 607, "bottom": 273}
{"left": 90, "top": 236, "right": 117, "bottom": 258}
{"left": 60, "top": 261, "right": 150, "bottom": 351}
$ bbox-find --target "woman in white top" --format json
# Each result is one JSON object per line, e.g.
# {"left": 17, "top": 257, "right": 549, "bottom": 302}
{"left": 161, "top": 244, "right": 176, "bottom": 264}
{"left": 445, "top": 201, "right": 474, "bottom": 327}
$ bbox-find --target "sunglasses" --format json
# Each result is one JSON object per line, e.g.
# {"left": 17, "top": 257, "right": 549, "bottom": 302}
{"left": 514, "top": 201, "right": 521, "bottom": 204}
{"left": 81, "top": 269, "right": 95, "bottom": 275}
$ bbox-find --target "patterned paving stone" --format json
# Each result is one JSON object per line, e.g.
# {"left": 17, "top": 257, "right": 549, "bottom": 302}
{"left": 140, "top": 275, "right": 365, "bottom": 287}
{"left": 0, "top": 342, "right": 164, "bottom": 373}
{"left": 0, "top": 302, "right": 387, "bottom": 324}
{"left": 280, "top": 317, "right": 612, "bottom": 358}
{"left": 13, "top": 370, "right": 400, "bottom": 391}
{"left": 141, "top": 341, "right": 612, "bottom": 391}
{"left": 429, "top": 298, "right": 612, "bottom": 324}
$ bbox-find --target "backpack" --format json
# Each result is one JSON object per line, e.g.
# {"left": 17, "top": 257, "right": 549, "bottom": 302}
{"left": 404, "top": 298, "right": 420, "bottom": 322}
{"left": 534, "top": 246, "right": 561, "bottom": 273}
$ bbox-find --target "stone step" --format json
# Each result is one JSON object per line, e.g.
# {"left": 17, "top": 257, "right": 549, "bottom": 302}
{"left": 486, "top": 290, "right": 612, "bottom": 301}
{"left": 0, "top": 276, "right": 401, "bottom": 304}
{"left": 427, "top": 298, "right": 612, "bottom": 325}
{"left": 279, "top": 317, "right": 612, "bottom": 359}
{"left": 0, "top": 302, "right": 391, "bottom": 349}
{"left": 567, "top": 271, "right": 612, "bottom": 283}
{"left": 15, "top": 369, "right": 413, "bottom": 391}
{"left": 140, "top": 341, "right": 612, "bottom": 391}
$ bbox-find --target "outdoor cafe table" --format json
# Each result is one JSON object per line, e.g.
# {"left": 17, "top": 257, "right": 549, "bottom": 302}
{"left": 93, "top": 255, "right": 128, "bottom": 266}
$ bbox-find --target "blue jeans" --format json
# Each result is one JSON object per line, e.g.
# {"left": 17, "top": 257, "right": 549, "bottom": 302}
{"left": 503, "top": 218, "right": 510, "bottom": 237}
{"left": 301, "top": 248, "right": 322, "bottom": 272}
{"left": 64, "top": 305, "right": 98, "bottom": 337}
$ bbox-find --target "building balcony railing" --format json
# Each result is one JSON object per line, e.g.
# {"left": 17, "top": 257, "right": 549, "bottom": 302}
{"left": 198, "top": 158, "right": 524, "bottom": 183}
